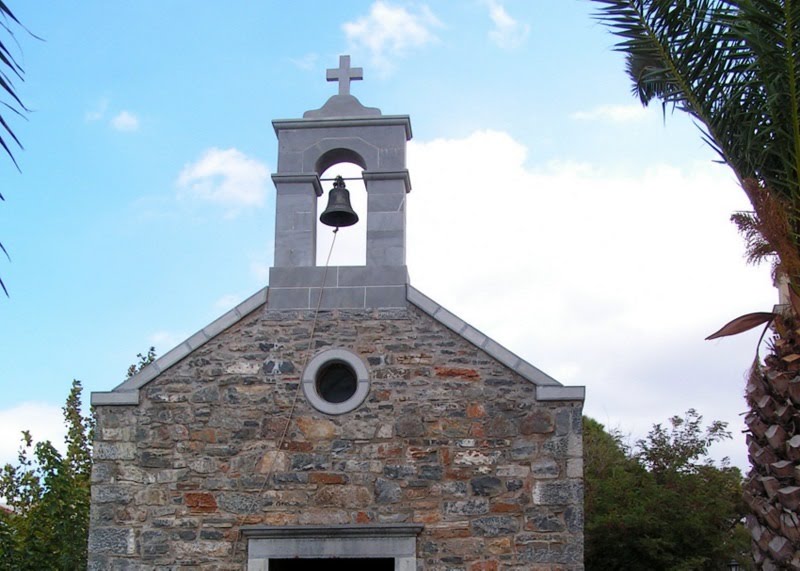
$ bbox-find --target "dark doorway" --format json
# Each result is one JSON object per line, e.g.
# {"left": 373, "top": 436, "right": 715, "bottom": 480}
{"left": 270, "top": 558, "right": 394, "bottom": 570}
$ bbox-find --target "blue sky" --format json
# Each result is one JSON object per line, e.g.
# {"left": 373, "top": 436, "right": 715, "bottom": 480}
{"left": 0, "top": 1, "right": 775, "bottom": 470}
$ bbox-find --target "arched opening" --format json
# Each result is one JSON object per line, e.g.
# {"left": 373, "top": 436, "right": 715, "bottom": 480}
{"left": 316, "top": 161, "right": 366, "bottom": 266}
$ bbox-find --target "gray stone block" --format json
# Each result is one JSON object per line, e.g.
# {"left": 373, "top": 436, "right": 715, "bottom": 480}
{"left": 368, "top": 193, "right": 406, "bottom": 211}
{"left": 338, "top": 265, "right": 408, "bottom": 287}
{"left": 309, "top": 286, "right": 366, "bottom": 309}
{"left": 516, "top": 360, "right": 559, "bottom": 386}
{"left": 481, "top": 338, "right": 521, "bottom": 371}
{"left": 405, "top": 286, "right": 439, "bottom": 316}
{"left": 537, "top": 386, "right": 586, "bottom": 402}
{"left": 431, "top": 306, "right": 467, "bottom": 335}
{"left": 365, "top": 286, "right": 407, "bottom": 308}
{"left": 91, "top": 391, "right": 139, "bottom": 406}
{"left": 268, "top": 288, "right": 311, "bottom": 310}
{"left": 93, "top": 442, "right": 136, "bottom": 460}
{"left": 375, "top": 478, "right": 401, "bottom": 504}
{"left": 470, "top": 516, "right": 520, "bottom": 537}
{"left": 270, "top": 266, "right": 336, "bottom": 288}
{"left": 88, "top": 528, "right": 134, "bottom": 555}
{"left": 443, "top": 499, "right": 489, "bottom": 517}
{"left": 368, "top": 212, "right": 405, "bottom": 232}
{"left": 533, "top": 480, "right": 583, "bottom": 506}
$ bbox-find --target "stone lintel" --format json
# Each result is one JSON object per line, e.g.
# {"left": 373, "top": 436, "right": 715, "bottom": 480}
{"left": 245, "top": 523, "right": 422, "bottom": 570}
{"left": 273, "top": 116, "right": 413, "bottom": 141}
{"left": 241, "top": 524, "right": 424, "bottom": 539}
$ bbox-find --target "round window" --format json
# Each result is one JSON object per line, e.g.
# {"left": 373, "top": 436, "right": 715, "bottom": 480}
{"left": 302, "top": 349, "right": 370, "bottom": 415}
{"left": 316, "top": 361, "right": 358, "bottom": 403}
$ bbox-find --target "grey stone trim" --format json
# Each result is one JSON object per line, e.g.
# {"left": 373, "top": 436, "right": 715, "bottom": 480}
{"left": 267, "top": 266, "right": 410, "bottom": 311}
{"left": 270, "top": 266, "right": 408, "bottom": 289}
{"left": 536, "top": 385, "right": 586, "bottom": 402}
{"left": 90, "top": 288, "right": 268, "bottom": 406}
{"left": 407, "top": 285, "right": 584, "bottom": 396}
{"left": 363, "top": 170, "right": 412, "bottom": 193}
{"left": 273, "top": 116, "right": 413, "bottom": 141}
{"left": 89, "top": 391, "right": 139, "bottom": 406}
{"left": 241, "top": 524, "right": 424, "bottom": 539}
{"left": 271, "top": 173, "right": 323, "bottom": 197}
{"left": 302, "top": 348, "right": 370, "bottom": 415}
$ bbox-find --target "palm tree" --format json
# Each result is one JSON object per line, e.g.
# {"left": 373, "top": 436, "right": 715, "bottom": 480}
{"left": 0, "top": 1, "right": 27, "bottom": 169}
{"left": 0, "top": 1, "right": 32, "bottom": 296}
{"left": 591, "top": 0, "right": 800, "bottom": 567}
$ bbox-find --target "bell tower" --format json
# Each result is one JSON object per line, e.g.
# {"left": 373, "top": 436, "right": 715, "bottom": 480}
{"left": 268, "top": 55, "right": 413, "bottom": 311}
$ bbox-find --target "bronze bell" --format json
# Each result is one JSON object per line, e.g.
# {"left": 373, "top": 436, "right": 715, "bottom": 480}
{"left": 320, "top": 175, "right": 359, "bottom": 228}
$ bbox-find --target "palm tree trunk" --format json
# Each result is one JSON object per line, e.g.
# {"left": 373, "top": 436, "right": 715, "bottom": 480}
{"left": 744, "top": 311, "right": 800, "bottom": 568}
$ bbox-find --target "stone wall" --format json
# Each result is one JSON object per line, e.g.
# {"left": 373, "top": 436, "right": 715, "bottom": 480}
{"left": 88, "top": 305, "right": 583, "bottom": 570}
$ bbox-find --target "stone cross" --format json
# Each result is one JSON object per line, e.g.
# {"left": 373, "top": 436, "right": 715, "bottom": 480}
{"left": 326, "top": 55, "right": 363, "bottom": 96}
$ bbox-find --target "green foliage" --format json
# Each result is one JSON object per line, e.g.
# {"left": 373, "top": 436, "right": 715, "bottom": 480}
{"left": 584, "top": 412, "right": 750, "bottom": 571}
{"left": 0, "top": 380, "right": 93, "bottom": 571}
{"left": 126, "top": 345, "right": 156, "bottom": 378}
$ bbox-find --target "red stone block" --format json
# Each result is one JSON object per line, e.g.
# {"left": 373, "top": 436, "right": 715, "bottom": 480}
{"left": 434, "top": 367, "right": 480, "bottom": 380}
{"left": 310, "top": 473, "right": 347, "bottom": 485}
{"left": 184, "top": 492, "right": 217, "bottom": 513}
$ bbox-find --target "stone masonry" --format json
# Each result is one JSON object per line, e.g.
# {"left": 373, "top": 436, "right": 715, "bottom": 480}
{"left": 89, "top": 303, "right": 584, "bottom": 570}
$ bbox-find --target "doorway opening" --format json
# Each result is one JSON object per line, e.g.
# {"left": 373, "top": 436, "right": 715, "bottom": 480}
{"left": 270, "top": 558, "right": 394, "bottom": 570}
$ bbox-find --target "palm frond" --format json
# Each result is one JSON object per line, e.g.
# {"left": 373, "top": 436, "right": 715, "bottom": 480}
{"left": 731, "top": 210, "right": 777, "bottom": 267}
{"left": 593, "top": 1, "right": 753, "bottom": 177}
{"left": 592, "top": 0, "right": 800, "bottom": 286}
{"left": 0, "top": 1, "right": 26, "bottom": 168}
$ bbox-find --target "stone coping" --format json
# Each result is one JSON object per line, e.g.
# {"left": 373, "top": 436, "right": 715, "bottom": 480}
{"left": 241, "top": 524, "right": 424, "bottom": 539}
{"left": 90, "top": 287, "right": 268, "bottom": 406}
{"left": 91, "top": 283, "right": 585, "bottom": 406}
{"left": 272, "top": 115, "right": 413, "bottom": 140}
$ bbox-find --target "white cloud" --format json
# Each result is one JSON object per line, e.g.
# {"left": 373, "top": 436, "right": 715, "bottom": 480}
{"left": 111, "top": 110, "right": 140, "bottom": 132}
{"left": 0, "top": 402, "right": 66, "bottom": 466}
{"left": 407, "top": 130, "right": 774, "bottom": 471}
{"left": 486, "top": 0, "right": 530, "bottom": 49}
{"left": 571, "top": 103, "right": 649, "bottom": 122}
{"left": 176, "top": 148, "right": 270, "bottom": 216}
{"left": 343, "top": 2, "right": 441, "bottom": 72}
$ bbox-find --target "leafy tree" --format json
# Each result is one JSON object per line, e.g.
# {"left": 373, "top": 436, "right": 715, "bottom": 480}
{"left": 584, "top": 411, "right": 750, "bottom": 571}
{"left": 591, "top": 0, "right": 800, "bottom": 565}
{"left": 0, "top": 380, "right": 93, "bottom": 570}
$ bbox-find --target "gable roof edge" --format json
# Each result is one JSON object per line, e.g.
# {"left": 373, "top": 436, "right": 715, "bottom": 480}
{"left": 407, "top": 285, "right": 584, "bottom": 401}
{"left": 91, "top": 287, "right": 268, "bottom": 406}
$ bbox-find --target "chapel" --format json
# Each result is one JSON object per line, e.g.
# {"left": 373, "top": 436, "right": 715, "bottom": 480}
{"left": 88, "top": 55, "right": 585, "bottom": 570}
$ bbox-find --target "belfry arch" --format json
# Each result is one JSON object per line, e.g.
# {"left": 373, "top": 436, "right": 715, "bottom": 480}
{"left": 316, "top": 161, "right": 367, "bottom": 267}
{"left": 267, "top": 56, "right": 412, "bottom": 310}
